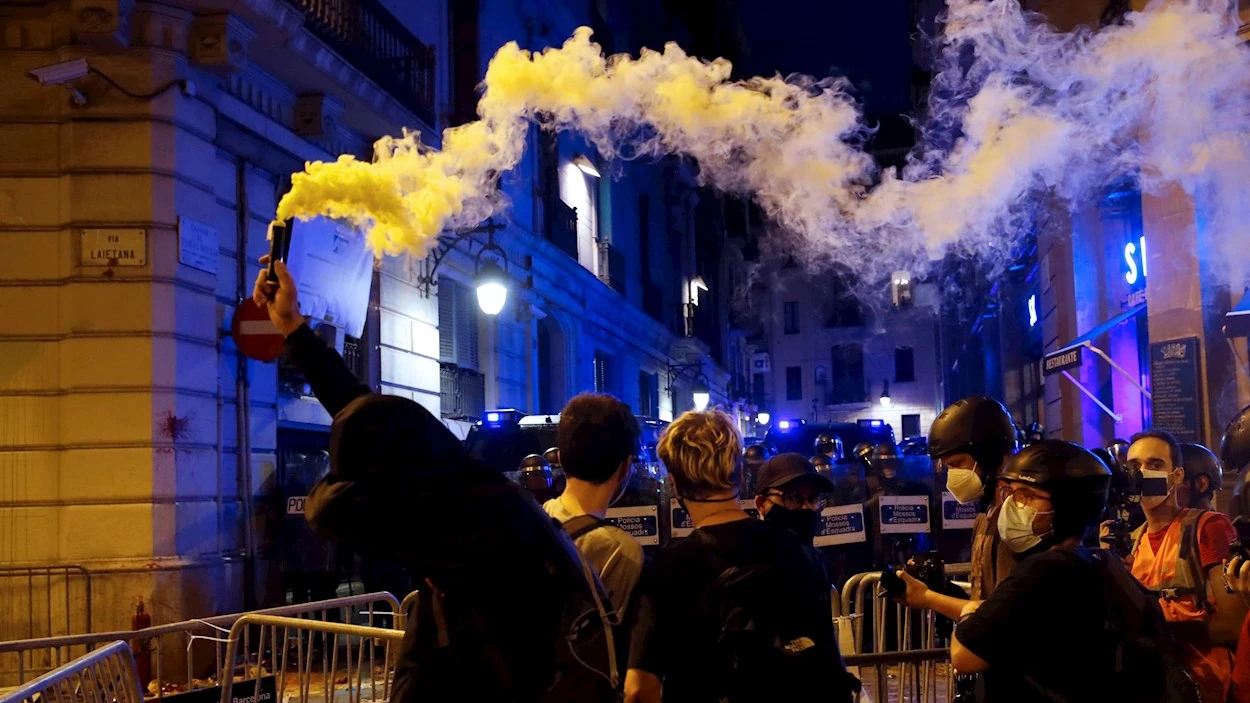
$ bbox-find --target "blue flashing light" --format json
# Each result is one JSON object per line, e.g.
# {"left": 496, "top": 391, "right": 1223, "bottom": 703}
{"left": 857, "top": 419, "right": 884, "bottom": 428}
{"left": 486, "top": 412, "right": 501, "bottom": 424}
{"left": 777, "top": 420, "right": 791, "bottom": 430}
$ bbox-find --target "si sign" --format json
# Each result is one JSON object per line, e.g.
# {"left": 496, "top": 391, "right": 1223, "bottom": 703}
{"left": 1124, "top": 236, "right": 1147, "bottom": 285}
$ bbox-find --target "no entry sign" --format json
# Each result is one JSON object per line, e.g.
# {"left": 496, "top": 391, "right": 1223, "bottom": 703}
{"left": 231, "top": 298, "right": 286, "bottom": 362}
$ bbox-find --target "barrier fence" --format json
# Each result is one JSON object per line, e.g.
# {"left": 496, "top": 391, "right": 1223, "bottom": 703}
{"left": 0, "top": 641, "right": 143, "bottom": 703}
{"left": 1, "top": 564, "right": 971, "bottom": 703}
{"left": 0, "top": 566, "right": 93, "bottom": 644}
{"left": 836, "top": 564, "right": 972, "bottom": 703}
{"left": 220, "top": 615, "right": 404, "bottom": 703}
{"left": 0, "top": 593, "right": 400, "bottom": 695}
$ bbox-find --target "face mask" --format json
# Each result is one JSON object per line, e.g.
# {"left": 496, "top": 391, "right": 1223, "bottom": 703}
{"left": 1139, "top": 469, "right": 1173, "bottom": 510}
{"left": 997, "top": 498, "right": 1054, "bottom": 554}
{"left": 946, "top": 467, "right": 984, "bottom": 505}
{"left": 765, "top": 504, "right": 822, "bottom": 543}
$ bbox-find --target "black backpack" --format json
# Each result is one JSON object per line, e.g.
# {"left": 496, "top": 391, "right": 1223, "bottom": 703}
{"left": 695, "top": 527, "right": 859, "bottom": 703}
{"left": 1095, "top": 549, "right": 1204, "bottom": 703}
{"left": 400, "top": 488, "right": 621, "bottom": 703}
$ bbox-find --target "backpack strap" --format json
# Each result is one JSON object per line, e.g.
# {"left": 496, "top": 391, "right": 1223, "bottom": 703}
{"left": 562, "top": 514, "right": 609, "bottom": 542}
{"left": 1138, "top": 510, "right": 1209, "bottom": 604}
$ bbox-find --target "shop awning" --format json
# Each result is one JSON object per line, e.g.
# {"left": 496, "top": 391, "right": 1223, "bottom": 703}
{"left": 1226, "top": 292, "right": 1250, "bottom": 338}
{"left": 1055, "top": 303, "right": 1146, "bottom": 354}
{"left": 1048, "top": 303, "right": 1149, "bottom": 424}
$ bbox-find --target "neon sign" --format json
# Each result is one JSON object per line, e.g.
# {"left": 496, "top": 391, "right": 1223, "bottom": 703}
{"left": 1028, "top": 295, "right": 1038, "bottom": 328}
{"left": 1124, "top": 236, "right": 1147, "bottom": 285}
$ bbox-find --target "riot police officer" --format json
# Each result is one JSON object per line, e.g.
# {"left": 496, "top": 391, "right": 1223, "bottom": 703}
{"left": 519, "top": 453, "right": 557, "bottom": 502}
{"left": 1022, "top": 422, "right": 1046, "bottom": 447}
{"left": 1180, "top": 443, "right": 1224, "bottom": 511}
{"left": 815, "top": 433, "right": 844, "bottom": 462}
{"left": 927, "top": 396, "right": 1018, "bottom": 600}
{"left": 742, "top": 443, "right": 774, "bottom": 499}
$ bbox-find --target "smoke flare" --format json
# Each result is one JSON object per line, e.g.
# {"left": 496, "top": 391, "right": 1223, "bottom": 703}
{"left": 276, "top": 0, "right": 1250, "bottom": 288}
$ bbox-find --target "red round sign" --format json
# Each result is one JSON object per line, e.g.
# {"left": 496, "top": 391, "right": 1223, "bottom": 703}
{"left": 231, "top": 298, "right": 286, "bottom": 362}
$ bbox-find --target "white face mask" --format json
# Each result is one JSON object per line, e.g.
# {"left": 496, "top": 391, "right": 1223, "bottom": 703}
{"left": 946, "top": 467, "right": 984, "bottom": 505}
{"left": 997, "top": 497, "right": 1054, "bottom": 554}
{"left": 1139, "top": 469, "right": 1173, "bottom": 510}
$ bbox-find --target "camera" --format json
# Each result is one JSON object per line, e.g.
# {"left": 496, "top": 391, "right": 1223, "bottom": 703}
{"left": 27, "top": 58, "right": 90, "bottom": 86}
{"left": 879, "top": 551, "right": 946, "bottom": 599}
{"left": 1095, "top": 447, "right": 1150, "bottom": 558}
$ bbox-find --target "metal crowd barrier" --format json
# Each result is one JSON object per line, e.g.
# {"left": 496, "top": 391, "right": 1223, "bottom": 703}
{"left": 836, "top": 564, "right": 972, "bottom": 703}
{"left": 0, "top": 566, "right": 93, "bottom": 643}
{"left": 396, "top": 590, "right": 420, "bottom": 631}
{"left": 220, "top": 615, "right": 404, "bottom": 703}
{"left": 0, "top": 641, "right": 142, "bottom": 703}
{"left": 0, "top": 593, "right": 400, "bottom": 695}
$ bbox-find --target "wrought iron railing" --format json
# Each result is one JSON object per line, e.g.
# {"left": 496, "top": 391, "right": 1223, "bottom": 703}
{"left": 440, "top": 364, "right": 486, "bottom": 420}
{"left": 596, "top": 240, "right": 627, "bottom": 296}
{"left": 342, "top": 334, "right": 363, "bottom": 378}
{"left": 288, "top": 0, "right": 436, "bottom": 125}
{"left": 546, "top": 199, "right": 579, "bottom": 260}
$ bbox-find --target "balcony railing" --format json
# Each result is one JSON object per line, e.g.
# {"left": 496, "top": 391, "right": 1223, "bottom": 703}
{"left": 597, "top": 240, "right": 627, "bottom": 297}
{"left": 343, "top": 334, "right": 363, "bottom": 379}
{"left": 440, "top": 363, "right": 486, "bottom": 421}
{"left": 288, "top": 0, "right": 436, "bottom": 125}
{"left": 546, "top": 199, "right": 579, "bottom": 259}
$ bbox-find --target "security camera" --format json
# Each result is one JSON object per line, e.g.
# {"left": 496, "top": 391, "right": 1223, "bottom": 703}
{"left": 27, "top": 58, "right": 90, "bottom": 86}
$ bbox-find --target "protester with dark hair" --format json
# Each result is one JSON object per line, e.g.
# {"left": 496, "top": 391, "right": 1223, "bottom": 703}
{"left": 625, "top": 411, "right": 857, "bottom": 703}
{"left": 545, "top": 393, "right": 645, "bottom": 617}
{"left": 254, "top": 258, "right": 617, "bottom": 702}
{"left": 1123, "top": 428, "right": 1245, "bottom": 703}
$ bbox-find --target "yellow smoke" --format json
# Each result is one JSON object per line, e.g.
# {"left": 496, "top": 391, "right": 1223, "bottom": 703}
{"left": 275, "top": 27, "right": 870, "bottom": 259}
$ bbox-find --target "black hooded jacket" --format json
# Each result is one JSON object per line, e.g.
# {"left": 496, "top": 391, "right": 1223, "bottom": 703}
{"left": 289, "top": 324, "right": 583, "bottom": 701}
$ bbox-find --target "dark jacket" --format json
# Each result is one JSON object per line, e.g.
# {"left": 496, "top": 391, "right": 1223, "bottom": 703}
{"left": 288, "top": 325, "right": 576, "bottom": 702}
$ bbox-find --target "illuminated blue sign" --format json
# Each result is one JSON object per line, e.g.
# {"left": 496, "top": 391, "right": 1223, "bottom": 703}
{"left": 1028, "top": 295, "right": 1038, "bottom": 328}
{"left": 1124, "top": 236, "right": 1147, "bottom": 285}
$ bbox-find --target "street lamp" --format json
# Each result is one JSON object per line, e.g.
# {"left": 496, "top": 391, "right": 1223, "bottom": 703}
{"left": 756, "top": 411, "right": 771, "bottom": 426}
{"left": 574, "top": 153, "right": 601, "bottom": 178}
{"left": 693, "top": 377, "right": 711, "bottom": 412}
{"left": 475, "top": 260, "right": 508, "bottom": 316}
{"left": 415, "top": 220, "right": 512, "bottom": 316}
{"left": 880, "top": 380, "right": 892, "bottom": 407}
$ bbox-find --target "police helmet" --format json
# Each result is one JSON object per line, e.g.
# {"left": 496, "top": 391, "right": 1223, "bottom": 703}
{"left": 519, "top": 454, "right": 553, "bottom": 492}
{"left": 853, "top": 442, "right": 874, "bottom": 462}
{"left": 744, "top": 443, "right": 774, "bottom": 464}
{"left": 1000, "top": 440, "right": 1111, "bottom": 542}
{"left": 1108, "top": 439, "right": 1130, "bottom": 469}
{"left": 815, "top": 433, "right": 844, "bottom": 460}
{"left": 1222, "top": 406, "right": 1250, "bottom": 476}
{"left": 543, "top": 447, "right": 561, "bottom": 469}
{"left": 927, "top": 396, "right": 1017, "bottom": 476}
{"left": 871, "top": 441, "right": 904, "bottom": 479}
{"left": 810, "top": 453, "right": 834, "bottom": 479}
{"left": 1180, "top": 443, "right": 1223, "bottom": 502}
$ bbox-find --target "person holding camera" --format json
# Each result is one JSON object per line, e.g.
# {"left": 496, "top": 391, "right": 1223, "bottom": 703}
{"left": 1121, "top": 429, "right": 1245, "bottom": 703}
{"left": 927, "top": 396, "right": 1019, "bottom": 600}
{"left": 896, "top": 442, "right": 1129, "bottom": 701}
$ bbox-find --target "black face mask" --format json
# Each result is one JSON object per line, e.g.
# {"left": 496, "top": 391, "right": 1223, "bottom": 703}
{"left": 765, "top": 504, "right": 821, "bottom": 543}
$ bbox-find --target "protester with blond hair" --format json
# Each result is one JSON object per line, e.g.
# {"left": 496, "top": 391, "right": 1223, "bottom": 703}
{"left": 624, "top": 410, "right": 858, "bottom": 703}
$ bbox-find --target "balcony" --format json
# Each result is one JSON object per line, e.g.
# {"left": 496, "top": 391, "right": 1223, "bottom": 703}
{"left": 288, "top": 0, "right": 436, "bottom": 126}
{"left": 546, "top": 198, "right": 579, "bottom": 260}
{"left": 440, "top": 363, "right": 486, "bottom": 421}
{"left": 597, "top": 240, "right": 627, "bottom": 297}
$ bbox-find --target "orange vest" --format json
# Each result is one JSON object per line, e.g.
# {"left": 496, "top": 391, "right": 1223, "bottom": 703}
{"left": 1130, "top": 509, "right": 1232, "bottom": 703}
